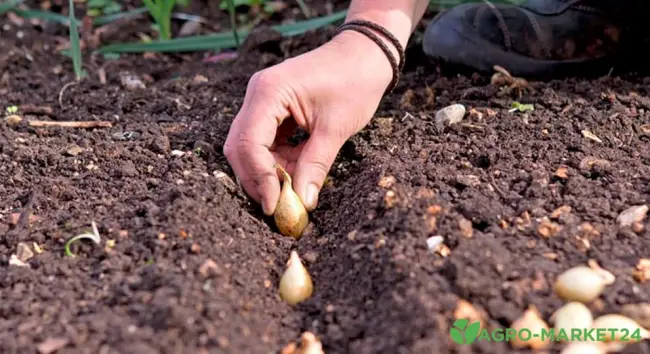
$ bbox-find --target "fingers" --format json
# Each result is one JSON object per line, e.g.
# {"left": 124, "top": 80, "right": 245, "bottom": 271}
{"left": 292, "top": 130, "right": 344, "bottom": 212}
{"left": 224, "top": 73, "right": 290, "bottom": 215}
{"left": 225, "top": 129, "right": 281, "bottom": 215}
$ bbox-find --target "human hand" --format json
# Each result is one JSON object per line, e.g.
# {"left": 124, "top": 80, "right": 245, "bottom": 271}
{"left": 223, "top": 30, "right": 395, "bottom": 215}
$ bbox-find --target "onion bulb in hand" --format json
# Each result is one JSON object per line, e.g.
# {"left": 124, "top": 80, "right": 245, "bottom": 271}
{"left": 274, "top": 164, "right": 309, "bottom": 239}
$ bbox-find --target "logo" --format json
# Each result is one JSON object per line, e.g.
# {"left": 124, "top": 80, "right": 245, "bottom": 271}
{"left": 449, "top": 319, "right": 481, "bottom": 345}
{"left": 449, "top": 320, "right": 645, "bottom": 345}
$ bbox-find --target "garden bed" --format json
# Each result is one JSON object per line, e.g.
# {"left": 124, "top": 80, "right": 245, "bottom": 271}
{"left": 1, "top": 1, "right": 650, "bottom": 353}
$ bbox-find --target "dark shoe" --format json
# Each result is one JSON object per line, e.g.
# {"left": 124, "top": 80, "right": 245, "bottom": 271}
{"left": 422, "top": 0, "right": 647, "bottom": 79}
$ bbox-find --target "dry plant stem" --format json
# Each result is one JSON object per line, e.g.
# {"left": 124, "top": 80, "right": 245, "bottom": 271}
{"left": 28, "top": 120, "right": 112, "bottom": 128}
{"left": 59, "top": 81, "right": 79, "bottom": 107}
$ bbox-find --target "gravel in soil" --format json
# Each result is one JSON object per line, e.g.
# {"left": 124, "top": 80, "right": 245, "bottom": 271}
{"left": 2, "top": 7, "right": 650, "bottom": 354}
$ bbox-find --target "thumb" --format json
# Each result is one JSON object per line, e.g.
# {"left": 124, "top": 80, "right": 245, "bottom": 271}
{"left": 292, "top": 131, "right": 343, "bottom": 212}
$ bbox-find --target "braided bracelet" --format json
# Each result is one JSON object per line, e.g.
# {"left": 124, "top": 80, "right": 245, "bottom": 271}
{"left": 332, "top": 20, "right": 406, "bottom": 93}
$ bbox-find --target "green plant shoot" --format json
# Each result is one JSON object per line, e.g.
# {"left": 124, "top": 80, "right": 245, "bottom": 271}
{"left": 67, "top": 0, "right": 84, "bottom": 80}
{"left": 142, "top": 0, "right": 189, "bottom": 40}
{"left": 224, "top": 0, "right": 240, "bottom": 47}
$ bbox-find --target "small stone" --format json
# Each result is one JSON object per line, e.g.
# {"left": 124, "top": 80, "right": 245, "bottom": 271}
{"left": 119, "top": 72, "right": 146, "bottom": 90}
{"left": 199, "top": 259, "right": 221, "bottom": 278}
{"left": 378, "top": 175, "right": 396, "bottom": 189}
{"left": 550, "top": 205, "right": 572, "bottom": 219}
{"left": 435, "top": 104, "right": 466, "bottom": 127}
{"left": 554, "top": 167, "right": 569, "bottom": 179}
{"left": 579, "top": 157, "right": 611, "bottom": 175}
{"left": 65, "top": 145, "right": 83, "bottom": 156}
{"left": 617, "top": 205, "right": 648, "bottom": 228}
{"left": 633, "top": 259, "right": 650, "bottom": 283}
{"left": 171, "top": 150, "right": 186, "bottom": 157}
{"left": 213, "top": 171, "right": 237, "bottom": 192}
{"left": 537, "top": 217, "right": 562, "bottom": 238}
{"left": 302, "top": 251, "right": 318, "bottom": 263}
{"left": 16, "top": 242, "right": 33, "bottom": 262}
{"left": 192, "top": 74, "right": 209, "bottom": 83}
{"left": 456, "top": 174, "right": 481, "bottom": 187}
{"left": 4, "top": 114, "right": 23, "bottom": 126}
{"left": 633, "top": 222, "right": 645, "bottom": 233}
{"left": 426, "top": 236, "right": 444, "bottom": 251}
{"left": 459, "top": 218, "right": 473, "bottom": 238}
{"left": 9, "top": 254, "right": 29, "bottom": 268}
{"left": 383, "top": 190, "right": 397, "bottom": 208}
{"left": 37, "top": 337, "right": 69, "bottom": 354}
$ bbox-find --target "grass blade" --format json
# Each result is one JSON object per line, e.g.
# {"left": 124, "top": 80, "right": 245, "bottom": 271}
{"left": 8, "top": 7, "right": 149, "bottom": 27}
{"left": 225, "top": 0, "right": 239, "bottom": 47}
{"left": 273, "top": 10, "right": 346, "bottom": 36}
{"left": 98, "top": 10, "right": 348, "bottom": 54}
{"left": 93, "top": 7, "right": 147, "bottom": 26}
{"left": 0, "top": 0, "right": 22, "bottom": 15}
{"left": 12, "top": 8, "right": 78, "bottom": 25}
{"left": 295, "top": 0, "right": 310, "bottom": 18}
{"left": 67, "top": 0, "right": 83, "bottom": 79}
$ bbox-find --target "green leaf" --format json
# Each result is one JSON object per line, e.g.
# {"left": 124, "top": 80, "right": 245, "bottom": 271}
{"left": 87, "top": 8, "right": 101, "bottom": 16}
{"left": 175, "top": 0, "right": 190, "bottom": 8}
{"left": 93, "top": 7, "right": 147, "bottom": 26}
{"left": 68, "top": 0, "right": 84, "bottom": 80}
{"left": 102, "top": 2, "right": 122, "bottom": 14}
{"left": 225, "top": 0, "right": 240, "bottom": 47}
{"left": 219, "top": 0, "right": 251, "bottom": 10}
{"left": 87, "top": 0, "right": 108, "bottom": 8}
{"left": 0, "top": 0, "right": 22, "bottom": 15}
{"left": 98, "top": 10, "right": 347, "bottom": 53}
{"left": 12, "top": 9, "right": 78, "bottom": 25}
{"left": 509, "top": 101, "right": 534, "bottom": 113}
{"left": 102, "top": 52, "right": 120, "bottom": 60}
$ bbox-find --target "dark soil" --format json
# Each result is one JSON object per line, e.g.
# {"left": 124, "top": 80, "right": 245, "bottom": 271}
{"left": 2, "top": 2, "right": 650, "bottom": 354}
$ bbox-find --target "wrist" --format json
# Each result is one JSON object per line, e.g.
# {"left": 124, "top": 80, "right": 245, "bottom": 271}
{"left": 325, "top": 30, "right": 395, "bottom": 91}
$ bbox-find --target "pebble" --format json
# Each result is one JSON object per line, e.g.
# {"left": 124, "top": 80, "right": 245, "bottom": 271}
{"left": 16, "top": 242, "right": 33, "bottom": 262}
{"left": 617, "top": 205, "right": 648, "bottom": 228}
{"left": 119, "top": 72, "right": 146, "bottom": 90}
{"left": 426, "top": 236, "right": 444, "bottom": 251}
{"left": 37, "top": 337, "right": 69, "bottom": 354}
{"left": 435, "top": 104, "right": 466, "bottom": 127}
{"left": 65, "top": 145, "right": 83, "bottom": 156}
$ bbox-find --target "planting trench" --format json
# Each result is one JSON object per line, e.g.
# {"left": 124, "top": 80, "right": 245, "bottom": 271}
{"left": 2, "top": 7, "right": 650, "bottom": 354}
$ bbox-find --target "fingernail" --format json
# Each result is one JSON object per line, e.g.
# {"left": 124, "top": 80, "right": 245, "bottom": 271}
{"left": 305, "top": 183, "right": 319, "bottom": 211}
{"left": 262, "top": 198, "right": 274, "bottom": 216}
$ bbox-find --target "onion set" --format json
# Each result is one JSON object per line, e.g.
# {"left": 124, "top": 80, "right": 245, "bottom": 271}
{"left": 279, "top": 251, "right": 313, "bottom": 305}
{"left": 274, "top": 164, "right": 309, "bottom": 239}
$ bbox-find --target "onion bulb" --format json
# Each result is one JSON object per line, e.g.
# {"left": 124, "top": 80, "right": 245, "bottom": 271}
{"left": 591, "top": 314, "right": 650, "bottom": 342}
{"left": 279, "top": 251, "right": 313, "bottom": 305}
{"left": 552, "top": 302, "right": 593, "bottom": 338}
{"left": 553, "top": 263, "right": 614, "bottom": 303}
{"left": 274, "top": 164, "right": 309, "bottom": 239}
{"left": 510, "top": 306, "right": 551, "bottom": 349}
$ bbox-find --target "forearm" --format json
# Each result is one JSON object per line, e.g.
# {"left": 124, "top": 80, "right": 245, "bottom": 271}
{"left": 345, "top": 0, "right": 430, "bottom": 48}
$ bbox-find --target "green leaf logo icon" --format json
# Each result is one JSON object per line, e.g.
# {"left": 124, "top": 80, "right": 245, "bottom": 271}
{"left": 449, "top": 319, "right": 481, "bottom": 345}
